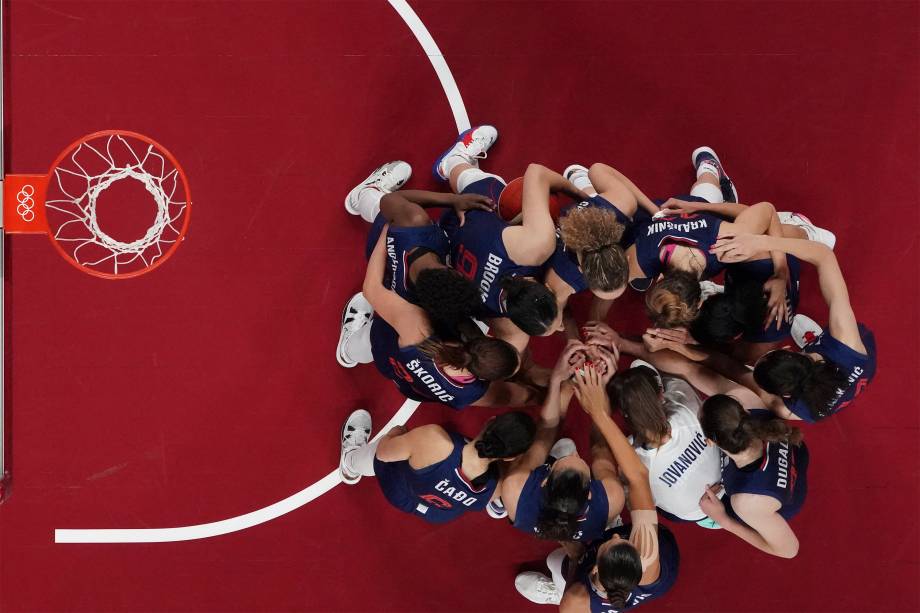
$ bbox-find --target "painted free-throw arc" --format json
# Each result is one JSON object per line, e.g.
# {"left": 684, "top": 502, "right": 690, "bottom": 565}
{"left": 55, "top": 0, "right": 470, "bottom": 544}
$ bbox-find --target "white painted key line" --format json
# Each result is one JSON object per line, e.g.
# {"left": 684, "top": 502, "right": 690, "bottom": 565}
{"left": 55, "top": 0, "right": 469, "bottom": 544}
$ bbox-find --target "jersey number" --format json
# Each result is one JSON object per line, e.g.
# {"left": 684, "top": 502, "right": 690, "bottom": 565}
{"left": 455, "top": 244, "right": 478, "bottom": 280}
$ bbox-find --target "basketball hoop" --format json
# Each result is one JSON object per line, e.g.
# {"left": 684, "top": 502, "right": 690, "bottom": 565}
{"left": 2, "top": 130, "right": 192, "bottom": 278}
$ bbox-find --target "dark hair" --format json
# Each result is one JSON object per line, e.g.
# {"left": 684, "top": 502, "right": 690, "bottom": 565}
{"left": 417, "top": 336, "right": 519, "bottom": 381}
{"left": 691, "top": 279, "right": 767, "bottom": 344}
{"left": 608, "top": 367, "right": 669, "bottom": 448}
{"left": 558, "top": 207, "right": 628, "bottom": 292}
{"left": 414, "top": 268, "right": 480, "bottom": 338}
{"left": 597, "top": 542, "right": 642, "bottom": 609}
{"left": 502, "top": 277, "right": 558, "bottom": 336}
{"left": 535, "top": 468, "right": 590, "bottom": 540}
{"left": 753, "top": 350, "right": 849, "bottom": 421}
{"left": 474, "top": 411, "right": 536, "bottom": 459}
{"left": 700, "top": 394, "right": 803, "bottom": 454}
{"left": 646, "top": 270, "right": 701, "bottom": 328}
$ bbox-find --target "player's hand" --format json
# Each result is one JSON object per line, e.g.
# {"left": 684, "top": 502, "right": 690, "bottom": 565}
{"left": 571, "top": 362, "right": 611, "bottom": 418}
{"left": 659, "top": 198, "right": 701, "bottom": 216}
{"left": 762, "top": 277, "right": 790, "bottom": 331}
{"left": 710, "top": 233, "right": 768, "bottom": 263}
{"left": 642, "top": 331, "right": 677, "bottom": 353}
{"left": 582, "top": 321, "right": 620, "bottom": 352}
{"left": 645, "top": 327, "right": 695, "bottom": 345}
{"left": 589, "top": 345, "right": 618, "bottom": 385}
{"left": 552, "top": 340, "right": 589, "bottom": 384}
{"left": 699, "top": 484, "right": 727, "bottom": 521}
{"left": 451, "top": 193, "right": 494, "bottom": 224}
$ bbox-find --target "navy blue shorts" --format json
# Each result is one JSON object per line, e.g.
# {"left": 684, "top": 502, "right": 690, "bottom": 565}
{"left": 461, "top": 176, "right": 506, "bottom": 201}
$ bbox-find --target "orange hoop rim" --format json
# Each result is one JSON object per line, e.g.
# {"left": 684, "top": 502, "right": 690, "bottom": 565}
{"left": 43, "top": 129, "right": 192, "bottom": 280}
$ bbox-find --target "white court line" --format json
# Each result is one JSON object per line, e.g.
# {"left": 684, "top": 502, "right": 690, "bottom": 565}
{"left": 55, "top": 0, "right": 470, "bottom": 544}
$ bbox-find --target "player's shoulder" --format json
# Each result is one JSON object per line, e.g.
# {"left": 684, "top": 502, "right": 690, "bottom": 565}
{"left": 560, "top": 581, "right": 590, "bottom": 612}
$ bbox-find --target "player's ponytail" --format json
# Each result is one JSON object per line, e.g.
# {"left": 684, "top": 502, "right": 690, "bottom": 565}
{"left": 597, "top": 542, "right": 643, "bottom": 610}
{"left": 502, "top": 277, "right": 558, "bottom": 336}
{"left": 474, "top": 411, "right": 536, "bottom": 459}
{"left": 608, "top": 367, "right": 670, "bottom": 448}
{"left": 558, "top": 206, "right": 628, "bottom": 292}
{"left": 691, "top": 279, "right": 767, "bottom": 343}
{"left": 646, "top": 270, "right": 702, "bottom": 329}
{"left": 419, "top": 336, "right": 518, "bottom": 382}
{"left": 753, "top": 349, "right": 849, "bottom": 421}
{"left": 535, "top": 469, "right": 590, "bottom": 541}
{"left": 700, "top": 394, "right": 803, "bottom": 454}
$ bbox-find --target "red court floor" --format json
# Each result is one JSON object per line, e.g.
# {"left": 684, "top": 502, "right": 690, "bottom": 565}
{"left": 0, "top": 1, "right": 918, "bottom": 611}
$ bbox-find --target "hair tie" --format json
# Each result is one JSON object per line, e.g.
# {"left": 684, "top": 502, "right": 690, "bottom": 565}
{"left": 586, "top": 244, "right": 614, "bottom": 256}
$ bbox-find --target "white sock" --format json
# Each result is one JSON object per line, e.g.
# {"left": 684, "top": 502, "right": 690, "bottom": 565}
{"left": 547, "top": 548, "right": 568, "bottom": 593}
{"left": 456, "top": 168, "right": 505, "bottom": 193}
{"left": 695, "top": 160, "right": 720, "bottom": 181}
{"left": 342, "top": 318, "right": 374, "bottom": 364}
{"left": 689, "top": 181, "right": 724, "bottom": 204}
{"left": 344, "top": 438, "right": 381, "bottom": 477}
{"left": 355, "top": 188, "right": 384, "bottom": 223}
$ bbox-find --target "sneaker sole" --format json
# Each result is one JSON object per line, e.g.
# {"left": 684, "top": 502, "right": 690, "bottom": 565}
{"left": 336, "top": 296, "right": 363, "bottom": 368}
{"left": 431, "top": 127, "right": 476, "bottom": 182}
{"left": 563, "top": 164, "right": 589, "bottom": 182}
{"left": 340, "top": 409, "right": 372, "bottom": 485}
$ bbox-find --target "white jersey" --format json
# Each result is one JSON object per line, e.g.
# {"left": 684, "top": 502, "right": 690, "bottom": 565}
{"left": 633, "top": 377, "right": 723, "bottom": 521}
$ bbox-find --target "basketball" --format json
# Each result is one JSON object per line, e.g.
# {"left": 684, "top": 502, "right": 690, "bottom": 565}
{"left": 497, "top": 176, "right": 569, "bottom": 223}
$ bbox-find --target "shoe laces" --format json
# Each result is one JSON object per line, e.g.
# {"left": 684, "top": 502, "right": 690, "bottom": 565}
{"left": 343, "top": 424, "right": 370, "bottom": 446}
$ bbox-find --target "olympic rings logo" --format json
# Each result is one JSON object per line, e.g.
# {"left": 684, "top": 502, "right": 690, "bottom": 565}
{"left": 16, "top": 185, "right": 35, "bottom": 222}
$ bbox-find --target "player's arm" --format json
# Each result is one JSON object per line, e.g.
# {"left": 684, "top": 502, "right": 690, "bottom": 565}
{"left": 712, "top": 235, "right": 864, "bottom": 352}
{"left": 362, "top": 229, "right": 430, "bottom": 344}
{"left": 375, "top": 424, "right": 452, "bottom": 465}
{"left": 504, "top": 164, "right": 584, "bottom": 265}
{"left": 702, "top": 490, "right": 799, "bottom": 558}
{"left": 588, "top": 428, "right": 627, "bottom": 521}
{"left": 380, "top": 190, "right": 492, "bottom": 227}
{"left": 590, "top": 164, "right": 659, "bottom": 216}
{"left": 472, "top": 380, "right": 544, "bottom": 408}
{"left": 659, "top": 198, "right": 749, "bottom": 219}
{"left": 719, "top": 201, "right": 775, "bottom": 238}
{"left": 487, "top": 316, "right": 532, "bottom": 353}
{"left": 559, "top": 583, "right": 590, "bottom": 613}
{"left": 625, "top": 243, "right": 648, "bottom": 284}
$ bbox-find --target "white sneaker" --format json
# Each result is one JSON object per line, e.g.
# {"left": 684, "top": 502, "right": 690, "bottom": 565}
{"left": 777, "top": 212, "right": 836, "bottom": 250}
{"left": 336, "top": 292, "right": 373, "bottom": 368}
{"left": 344, "top": 161, "right": 412, "bottom": 221}
{"left": 432, "top": 125, "right": 498, "bottom": 181}
{"left": 791, "top": 313, "right": 824, "bottom": 349}
{"left": 630, "top": 359, "right": 663, "bottom": 392}
{"left": 700, "top": 280, "right": 725, "bottom": 301}
{"left": 487, "top": 498, "right": 508, "bottom": 519}
{"left": 515, "top": 572, "right": 561, "bottom": 605}
{"left": 340, "top": 409, "right": 372, "bottom": 485}
{"left": 549, "top": 437, "right": 576, "bottom": 461}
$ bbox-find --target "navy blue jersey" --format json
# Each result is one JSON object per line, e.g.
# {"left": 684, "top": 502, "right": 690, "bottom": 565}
{"left": 369, "top": 318, "right": 487, "bottom": 409}
{"left": 374, "top": 430, "right": 496, "bottom": 524}
{"left": 784, "top": 324, "right": 877, "bottom": 422}
{"left": 722, "top": 411, "right": 809, "bottom": 521}
{"left": 724, "top": 255, "right": 802, "bottom": 343}
{"left": 569, "top": 524, "right": 680, "bottom": 612}
{"left": 513, "top": 463, "right": 609, "bottom": 542}
{"left": 548, "top": 195, "right": 633, "bottom": 293}
{"left": 440, "top": 209, "right": 544, "bottom": 319}
{"left": 630, "top": 196, "right": 725, "bottom": 291}
{"left": 365, "top": 213, "right": 450, "bottom": 302}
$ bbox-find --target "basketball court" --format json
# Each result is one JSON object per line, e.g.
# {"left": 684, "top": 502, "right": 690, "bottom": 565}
{"left": 0, "top": 1, "right": 917, "bottom": 611}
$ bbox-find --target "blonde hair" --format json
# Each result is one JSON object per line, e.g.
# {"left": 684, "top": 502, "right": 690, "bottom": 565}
{"left": 558, "top": 207, "right": 627, "bottom": 292}
{"left": 645, "top": 271, "right": 701, "bottom": 328}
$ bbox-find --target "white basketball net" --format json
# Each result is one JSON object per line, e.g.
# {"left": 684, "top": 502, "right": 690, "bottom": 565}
{"left": 45, "top": 133, "right": 188, "bottom": 276}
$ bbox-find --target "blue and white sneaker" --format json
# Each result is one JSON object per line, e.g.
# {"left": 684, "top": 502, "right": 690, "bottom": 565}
{"left": 692, "top": 146, "right": 738, "bottom": 203}
{"left": 432, "top": 125, "right": 498, "bottom": 181}
{"left": 487, "top": 498, "right": 508, "bottom": 519}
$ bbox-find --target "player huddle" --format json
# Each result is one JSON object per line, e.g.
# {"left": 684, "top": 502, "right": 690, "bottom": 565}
{"left": 334, "top": 125, "right": 877, "bottom": 612}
